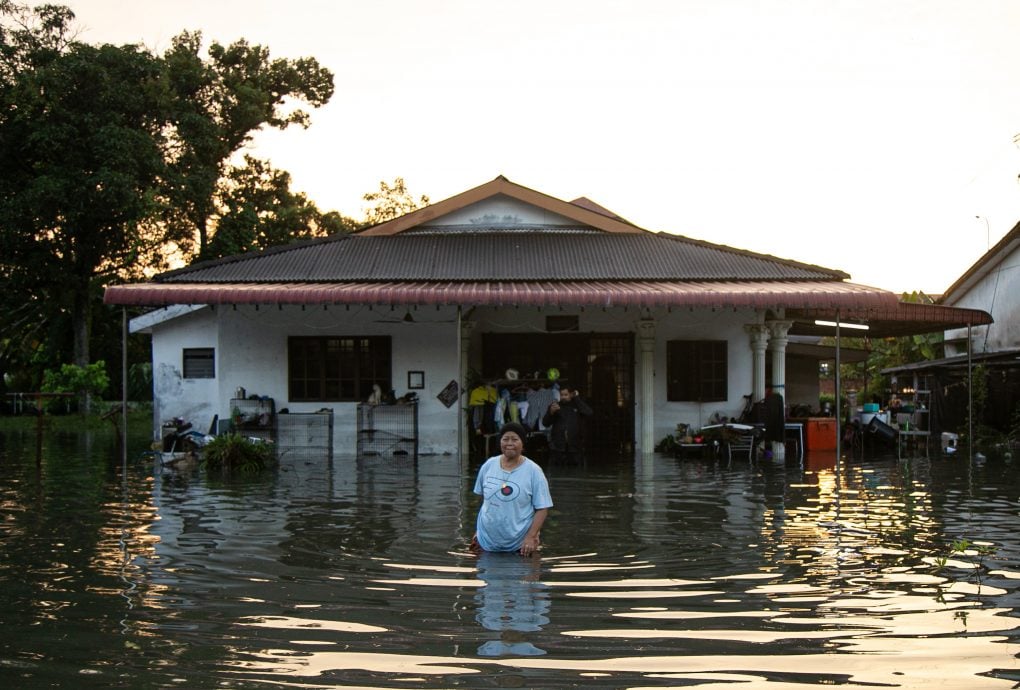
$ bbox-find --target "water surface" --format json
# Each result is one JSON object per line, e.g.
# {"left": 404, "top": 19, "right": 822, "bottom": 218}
{"left": 2, "top": 429, "right": 1019, "bottom": 688}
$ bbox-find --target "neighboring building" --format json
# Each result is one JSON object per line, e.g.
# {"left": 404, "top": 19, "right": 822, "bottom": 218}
{"left": 104, "top": 177, "right": 991, "bottom": 457}
{"left": 942, "top": 221, "right": 1020, "bottom": 357}
{"left": 883, "top": 222, "right": 1020, "bottom": 435}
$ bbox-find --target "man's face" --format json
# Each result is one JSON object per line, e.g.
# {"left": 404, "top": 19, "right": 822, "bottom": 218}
{"left": 559, "top": 388, "right": 574, "bottom": 402}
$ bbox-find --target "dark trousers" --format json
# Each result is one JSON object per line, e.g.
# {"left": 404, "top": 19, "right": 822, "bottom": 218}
{"left": 550, "top": 448, "right": 582, "bottom": 464}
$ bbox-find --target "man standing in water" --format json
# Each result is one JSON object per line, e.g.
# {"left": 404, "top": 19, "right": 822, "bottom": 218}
{"left": 542, "top": 387, "right": 593, "bottom": 464}
{"left": 472, "top": 422, "right": 552, "bottom": 556}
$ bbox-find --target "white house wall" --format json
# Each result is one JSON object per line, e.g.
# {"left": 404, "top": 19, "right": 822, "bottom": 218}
{"left": 653, "top": 308, "right": 756, "bottom": 441}
{"left": 146, "top": 304, "right": 772, "bottom": 456}
{"left": 944, "top": 243, "right": 1020, "bottom": 355}
{"left": 150, "top": 306, "right": 219, "bottom": 438}
{"left": 148, "top": 305, "right": 462, "bottom": 454}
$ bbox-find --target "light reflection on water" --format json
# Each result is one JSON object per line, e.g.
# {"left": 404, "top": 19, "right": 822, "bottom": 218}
{"left": 1, "top": 429, "right": 1020, "bottom": 687}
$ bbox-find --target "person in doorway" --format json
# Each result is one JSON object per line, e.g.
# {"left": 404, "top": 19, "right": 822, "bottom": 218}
{"left": 542, "top": 387, "right": 593, "bottom": 464}
{"left": 471, "top": 422, "right": 552, "bottom": 556}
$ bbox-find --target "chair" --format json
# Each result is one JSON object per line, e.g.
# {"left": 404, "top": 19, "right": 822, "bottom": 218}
{"left": 725, "top": 426, "right": 759, "bottom": 462}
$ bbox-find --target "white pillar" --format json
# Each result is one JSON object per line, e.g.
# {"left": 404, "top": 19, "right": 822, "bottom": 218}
{"left": 767, "top": 319, "right": 793, "bottom": 461}
{"left": 745, "top": 324, "right": 770, "bottom": 403}
{"left": 638, "top": 318, "right": 656, "bottom": 459}
{"left": 767, "top": 320, "right": 792, "bottom": 391}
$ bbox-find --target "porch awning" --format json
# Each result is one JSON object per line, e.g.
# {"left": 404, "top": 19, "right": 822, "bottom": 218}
{"left": 105, "top": 279, "right": 902, "bottom": 308}
{"left": 103, "top": 279, "right": 992, "bottom": 337}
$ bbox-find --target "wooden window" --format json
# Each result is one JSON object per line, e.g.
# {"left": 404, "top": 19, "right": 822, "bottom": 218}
{"left": 666, "top": 340, "right": 727, "bottom": 402}
{"left": 183, "top": 348, "right": 215, "bottom": 379}
{"left": 288, "top": 336, "right": 391, "bottom": 402}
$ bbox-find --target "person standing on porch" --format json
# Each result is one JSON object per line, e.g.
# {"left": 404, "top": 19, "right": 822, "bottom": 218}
{"left": 472, "top": 423, "right": 552, "bottom": 556}
{"left": 542, "top": 387, "right": 593, "bottom": 463}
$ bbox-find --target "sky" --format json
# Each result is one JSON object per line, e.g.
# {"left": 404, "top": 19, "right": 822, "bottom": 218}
{"left": 58, "top": 0, "right": 1020, "bottom": 295}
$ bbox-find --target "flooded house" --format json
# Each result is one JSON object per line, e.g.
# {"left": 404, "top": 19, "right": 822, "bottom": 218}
{"left": 104, "top": 176, "right": 991, "bottom": 459}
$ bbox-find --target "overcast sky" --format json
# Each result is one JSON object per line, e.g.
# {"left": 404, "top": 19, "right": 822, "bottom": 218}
{"left": 60, "top": 0, "right": 1020, "bottom": 294}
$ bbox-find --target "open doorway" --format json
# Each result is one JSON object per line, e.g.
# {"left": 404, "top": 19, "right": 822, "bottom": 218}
{"left": 482, "top": 332, "right": 633, "bottom": 457}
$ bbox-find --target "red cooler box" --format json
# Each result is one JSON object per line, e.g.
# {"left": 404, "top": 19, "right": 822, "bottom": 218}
{"left": 805, "top": 417, "right": 837, "bottom": 451}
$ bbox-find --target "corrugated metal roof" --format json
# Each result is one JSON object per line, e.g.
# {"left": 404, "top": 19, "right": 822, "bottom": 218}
{"left": 156, "top": 232, "right": 847, "bottom": 284}
{"left": 101, "top": 175, "right": 995, "bottom": 337}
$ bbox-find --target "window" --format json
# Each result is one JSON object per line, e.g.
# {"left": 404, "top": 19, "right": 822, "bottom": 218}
{"left": 289, "top": 336, "right": 391, "bottom": 402}
{"left": 183, "top": 348, "right": 215, "bottom": 379}
{"left": 666, "top": 340, "right": 727, "bottom": 402}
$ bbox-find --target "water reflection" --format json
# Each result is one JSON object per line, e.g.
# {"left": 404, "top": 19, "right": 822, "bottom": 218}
{"left": 3, "top": 427, "right": 1020, "bottom": 687}
{"left": 474, "top": 551, "right": 549, "bottom": 656}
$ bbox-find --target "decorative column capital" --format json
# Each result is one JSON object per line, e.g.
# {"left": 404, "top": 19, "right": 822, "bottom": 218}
{"left": 766, "top": 319, "right": 793, "bottom": 340}
{"left": 744, "top": 323, "right": 770, "bottom": 349}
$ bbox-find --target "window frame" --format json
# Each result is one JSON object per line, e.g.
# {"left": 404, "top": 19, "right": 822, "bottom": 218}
{"left": 288, "top": 336, "right": 391, "bottom": 402}
{"left": 666, "top": 339, "right": 728, "bottom": 402}
{"left": 182, "top": 347, "right": 215, "bottom": 379}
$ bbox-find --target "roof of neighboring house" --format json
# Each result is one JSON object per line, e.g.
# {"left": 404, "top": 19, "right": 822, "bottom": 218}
{"left": 103, "top": 175, "right": 993, "bottom": 337}
{"left": 940, "top": 219, "right": 1020, "bottom": 306}
{"left": 880, "top": 347, "right": 1020, "bottom": 375}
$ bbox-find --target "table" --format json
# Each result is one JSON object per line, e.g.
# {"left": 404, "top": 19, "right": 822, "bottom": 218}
{"left": 785, "top": 423, "right": 804, "bottom": 462}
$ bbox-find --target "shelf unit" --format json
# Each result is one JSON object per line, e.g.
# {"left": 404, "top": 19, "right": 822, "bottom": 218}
{"left": 230, "top": 397, "right": 276, "bottom": 441}
{"left": 357, "top": 402, "right": 418, "bottom": 459}
{"left": 897, "top": 372, "right": 931, "bottom": 432}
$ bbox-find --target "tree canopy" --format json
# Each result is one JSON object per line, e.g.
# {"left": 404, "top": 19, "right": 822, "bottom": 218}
{"left": 0, "top": 1, "right": 344, "bottom": 392}
{"left": 161, "top": 30, "right": 335, "bottom": 256}
{"left": 1, "top": 3, "right": 171, "bottom": 372}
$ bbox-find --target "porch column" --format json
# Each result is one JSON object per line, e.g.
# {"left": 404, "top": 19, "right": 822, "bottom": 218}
{"left": 745, "top": 324, "right": 770, "bottom": 404}
{"left": 460, "top": 319, "right": 476, "bottom": 460}
{"left": 767, "top": 320, "right": 793, "bottom": 461}
{"left": 638, "top": 317, "right": 656, "bottom": 458}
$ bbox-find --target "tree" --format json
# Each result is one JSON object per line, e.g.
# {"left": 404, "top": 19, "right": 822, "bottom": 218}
{"left": 0, "top": 3, "right": 338, "bottom": 398}
{"left": 161, "top": 31, "right": 334, "bottom": 257}
{"left": 202, "top": 155, "right": 355, "bottom": 260}
{"left": 361, "top": 177, "right": 430, "bottom": 226}
{"left": 0, "top": 3, "right": 171, "bottom": 381}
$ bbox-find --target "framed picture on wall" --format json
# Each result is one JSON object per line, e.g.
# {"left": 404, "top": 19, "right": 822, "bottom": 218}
{"left": 408, "top": 370, "right": 425, "bottom": 390}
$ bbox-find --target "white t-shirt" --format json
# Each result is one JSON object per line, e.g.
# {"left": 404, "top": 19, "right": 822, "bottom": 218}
{"left": 473, "top": 456, "right": 553, "bottom": 552}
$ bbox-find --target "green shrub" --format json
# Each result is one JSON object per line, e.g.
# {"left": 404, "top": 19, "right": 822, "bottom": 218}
{"left": 201, "top": 433, "right": 273, "bottom": 474}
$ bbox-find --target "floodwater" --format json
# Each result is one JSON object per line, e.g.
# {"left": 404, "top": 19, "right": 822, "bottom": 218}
{"left": 2, "top": 429, "right": 1020, "bottom": 689}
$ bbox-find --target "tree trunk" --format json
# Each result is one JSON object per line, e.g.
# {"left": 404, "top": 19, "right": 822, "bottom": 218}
{"left": 72, "top": 285, "right": 92, "bottom": 414}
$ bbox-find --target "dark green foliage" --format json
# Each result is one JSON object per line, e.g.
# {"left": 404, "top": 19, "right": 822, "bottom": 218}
{"left": 201, "top": 433, "right": 273, "bottom": 474}
{"left": 1, "top": 3, "right": 172, "bottom": 380}
{"left": 201, "top": 156, "right": 354, "bottom": 261}
{"left": 0, "top": 3, "right": 340, "bottom": 394}
{"left": 361, "top": 177, "right": 430, "bottom": 227}
{"left": 161, "top": 31, "right": 335, "bottom": 256}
